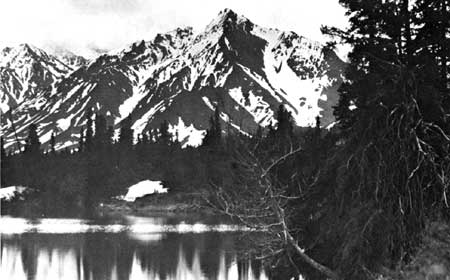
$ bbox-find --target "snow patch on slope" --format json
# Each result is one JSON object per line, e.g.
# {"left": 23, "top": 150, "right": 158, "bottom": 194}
{"left": 228, "top": 87, "right": 274, "bottom": 126}
{"left": 0, "top": 186, "right": 28, "bottom": 201}
{"left": 131, "top": 100, "right": 165, "bottom": 136}
{"left": 263, "top": 44, "right": 323, "bottom": 126}
{"left": 57, "top": 117, "right": 71, "bottom": 131}
{"left": 118, "top": 89, "right": 147, "bottom": 121}
{"left": 169, "top": 117, "right": 206, "bottom": 148}
{"left": 123, "top": 180, "right": 167, "bottom": 202}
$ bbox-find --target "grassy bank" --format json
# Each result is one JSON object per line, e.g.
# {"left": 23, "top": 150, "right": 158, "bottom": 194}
{"left": 99, "top": 191, "right": 213, "bottom": 215}
{"left": 1, "top": 187, "right": 215, "bottom": 218}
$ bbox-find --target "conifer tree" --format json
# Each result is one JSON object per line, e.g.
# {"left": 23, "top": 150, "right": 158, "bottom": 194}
{"left": 24, "top": 124, "right": 41, "bottom": 155}
{"left": 50, "top": 132, "right": 56, "bottom": 154}
{"left": 316, "top": 0, "right": 450, "bottom": 277}
{"left": 85, "top": 109, "right": 94, "bottom": 152}
{"left": 142, "top": 131, "right": 149, "bottom": 145}
{"left": 414, "top": 0, "right": 450, "bottom": 110}
{"left": 315, "top": 115, "right": 321, "bottom": 139}
{"left": 78, "top": 128, "right": 84, "bottom": 153}
{"left": 1, "top": 137, "right": 6, "bottom": 159}
{"left": 271, "top": 104, "right": 294, "bottom": 152}
{"left": 106, "top": 126, "right": 114, "bottom": 147}
{"left": 119, "top": 119, "right": 134, "bottom": 148}
{"left": 275, "top": 105, "right": 293, "bottom": 138}
{"left": 203, "top": 106, "right": 222, "bottom": 146}
{"left": 159, "top": 120, "right": 171, "bottom": 145}
{"left": 213, "top": 106, "right": 221, "bottom": 140}
{"left": 94, "top": 114, "right": 108, "bottom": 149}
{"left": 0, "top": 137, "right": 6, "bottom": 187}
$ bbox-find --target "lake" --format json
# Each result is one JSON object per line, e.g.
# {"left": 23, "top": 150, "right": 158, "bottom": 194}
{"left": 0, "top": 214, "right": 269, "bottom": 280}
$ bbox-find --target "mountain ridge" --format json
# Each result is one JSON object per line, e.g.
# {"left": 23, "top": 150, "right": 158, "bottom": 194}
{"left": 0, "top": 9, "right": 346, "bottom": 151}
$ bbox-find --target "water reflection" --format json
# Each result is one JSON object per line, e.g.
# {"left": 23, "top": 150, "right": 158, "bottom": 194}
{"left": 1, "top": 217, "right": 268, "bottom": 280}
{"left": 0, "top": 216, "right": 250, "bottom": 234}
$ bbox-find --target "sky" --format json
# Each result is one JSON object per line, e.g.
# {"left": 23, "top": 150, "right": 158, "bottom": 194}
{"left": 0, "top": 0, "right": 350, "bottom": 59}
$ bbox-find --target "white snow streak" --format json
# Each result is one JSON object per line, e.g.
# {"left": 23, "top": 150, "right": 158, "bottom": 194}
{"left": 263, "top": 47, "right": 323, "bottom": 126}
{"left": 0, "top": 186, "right": 28, "bottom": 201}
{"left": 228, "top": 87, "right": 273, "bottom": 126}
{"left": 123, "top": 180, "right": 168, "bottom": 202}
{"left": 169, "top": 117, "right": 206, "bottom": 148}
{"left": 56, "top": 117, "right": 71, "bottom": 131}
{"left": 131, "top": 100, "right": 165, "bottom": 136}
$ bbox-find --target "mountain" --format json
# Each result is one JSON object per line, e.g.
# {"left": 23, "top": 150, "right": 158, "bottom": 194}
{"left": 0, "top": 44, "right": 70, "bottom": 112}
{"left": 0, "top": 43, "right": 90, "bottom": 151}
{"left": 0, "top": 44, "right": 87, "bottom": 113}
{"left": 49, "top": 48, "right": 89, "bottom": 70}
{"left": 0, "top": 9, "right": 345, "bottom": 151}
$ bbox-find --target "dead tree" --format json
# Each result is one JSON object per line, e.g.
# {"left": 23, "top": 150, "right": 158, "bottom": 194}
{"left": 204, "top": 143, "right": 340, "bottom": 280}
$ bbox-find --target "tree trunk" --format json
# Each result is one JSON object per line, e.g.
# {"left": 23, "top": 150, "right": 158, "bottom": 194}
{"left": 266, "top": 181, "right": 340, "bottom": 279}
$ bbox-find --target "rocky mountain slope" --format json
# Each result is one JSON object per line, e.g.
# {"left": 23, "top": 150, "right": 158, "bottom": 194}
{"left": 0, "top": 9, "right": 345, "bottom": 151}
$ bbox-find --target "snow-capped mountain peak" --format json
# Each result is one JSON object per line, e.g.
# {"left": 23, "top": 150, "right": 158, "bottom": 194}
{"left": 48, "top": 47, "right": 88, "bottom": 70}
{"left": 1, "top": 9, "right": 346, "bottom": 151}
{"left": 0, "top": 44, "right": 78, "bottom": 113}
{"left": 1, "top": 43, "right": 55, "bottom": 68}
{"left": 206, "top": 9, "right": 251, "bottom": 31}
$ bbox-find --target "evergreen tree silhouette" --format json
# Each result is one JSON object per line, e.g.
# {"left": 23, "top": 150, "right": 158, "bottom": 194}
{"left": 0, "top": 137, "right": 6, "bottom": 187}
{"left": 159, "top": 120, "right": 171, "bottom": 145}
{"left": 317, "top": 0, "right": 450, "bottom": 277}
{"left": 24, "top": 124, "right": 41, "bottom": 155}
{"left": 119, "top": 119, "right": 134, "bottom": 148}
{"left": 315, "top": 115, "right": 321, "bottom": 139}
{"left": 85, "top": 109, "right": 94, "bottom": 152}
{"left": 203, "top": 106, "right": 222, "bottom": 146}
{"left": 78, "top": 127, "right": 85, "bottom": 153}
{"left": 142, "top": 131, "right": 149, "bottom": 145}
{"left": 106, "top": 126, "right": 114, "bottom": 147}
{"left": 1, "top": 137, "right": 6, "bottom": 159}
{"left": 275, "top": 105, "right": 293, "bottom": 137}
{"left": 413, "top": 0, "right": 450, "bottom": 116}
{"left": 50, "top": 132, "right": 56, "bottom": 154}
{"left": 94, "top": 114, "right": 108, "bottom": 149}
{"left": 272, "top": 104, "right": 294, "bottom": 152}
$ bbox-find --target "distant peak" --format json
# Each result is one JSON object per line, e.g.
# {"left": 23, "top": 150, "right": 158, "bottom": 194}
{"left": 176, "top": 26, "right": 194, "bottom": 33}
{"left": 216, "top": 8, "right": 247, "bottom": 23}
{"left": 206, "top": 8, "right": 252, "bottom": 33}
{"left": 16, "top": 43, "right": 48, "bottom": 56}
{"left": 166, "top": 26, "right": 194, "bottom": 38}
{"left": 0, "top": 43, "right": 47, "bottom": 61}
{"left": 278, "top": 31, "right": 300, "bottom": 42}
{"left": 218, "top": 8, "right": 237, "bottom": 18}
{"left": 18, "top": 43, "right": 31, "bottom": 49}
{"left": 17, "top": 43, "right": 40, "bottom": 53}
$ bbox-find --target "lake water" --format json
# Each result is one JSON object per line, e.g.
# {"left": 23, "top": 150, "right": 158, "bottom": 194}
{"left": 0, "top": 214, "right": 269, "bottom": 280}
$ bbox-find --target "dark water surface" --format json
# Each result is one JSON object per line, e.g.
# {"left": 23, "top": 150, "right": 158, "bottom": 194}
{"left": 0, "top": 214, "right": 268, "bottom": 280}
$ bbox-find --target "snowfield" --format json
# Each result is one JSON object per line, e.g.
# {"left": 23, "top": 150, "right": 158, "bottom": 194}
{"left": 123, "top": 180, "right": 168, "bottom": 202}
{"left": 0, "top": 186, "right": 29, "bottom": 201}
{"left": 169, "top": 117, "right": 206, "bottom": 148}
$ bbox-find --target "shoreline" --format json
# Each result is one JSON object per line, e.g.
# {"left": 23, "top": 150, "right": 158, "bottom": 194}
{"left": 98, "top": 199, "right": 215, "bottom": 215}
{"left": 99, "top": 190, "right": 216, "bottom": 215}
{"left": 1, "top": 191, "right": 217, "bottom": 218}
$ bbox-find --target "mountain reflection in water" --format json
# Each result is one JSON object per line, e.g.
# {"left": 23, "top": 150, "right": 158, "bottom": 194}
{"left": 0, "top": 216, "right": 268, "bottom": 280}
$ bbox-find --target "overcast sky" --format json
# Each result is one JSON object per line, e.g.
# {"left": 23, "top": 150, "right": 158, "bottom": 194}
{"left": 0, "top": 0, "right": 349, "bottom": 58}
